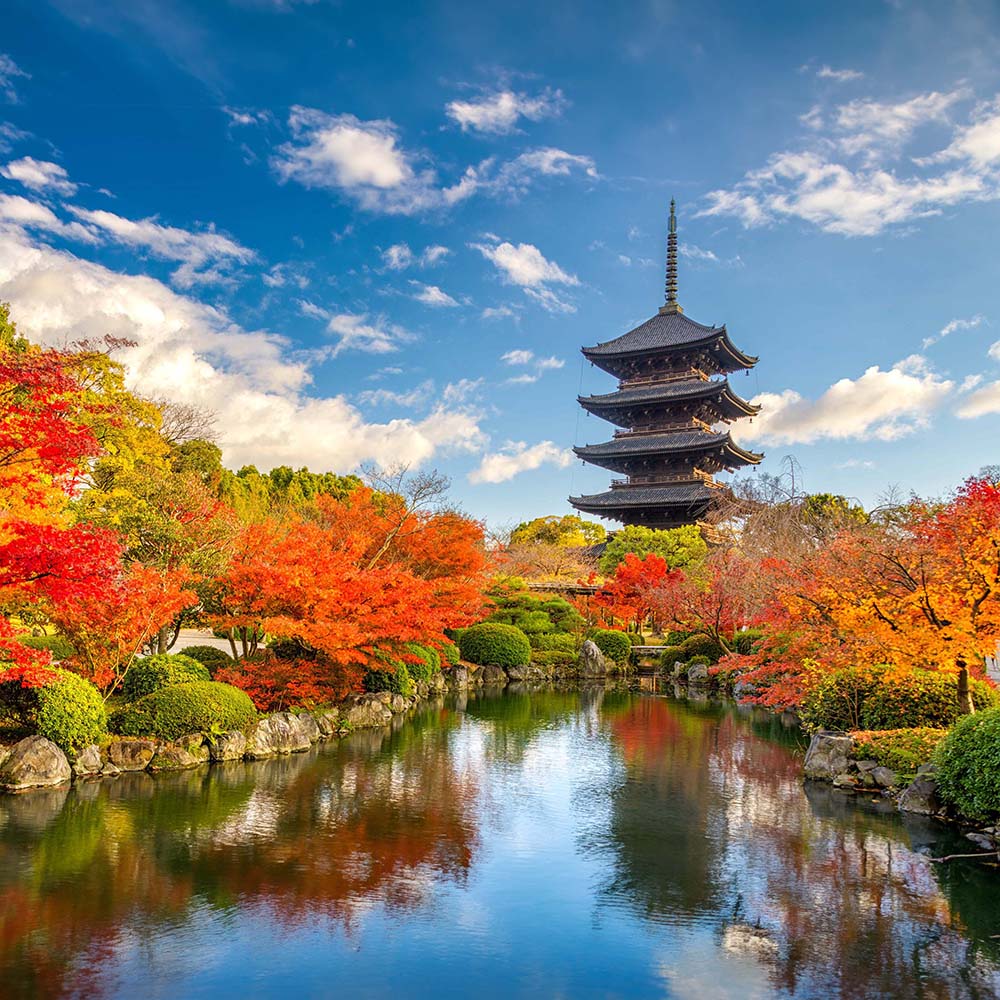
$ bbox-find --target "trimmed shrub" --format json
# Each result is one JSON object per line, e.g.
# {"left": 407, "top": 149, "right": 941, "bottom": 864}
{"left": 440, "top": 641, "right": 460, "bottom": 667}
{"left": 0, "top": 667, "right": 106, "bottom": 753}
{"left": 733, "top": 628, "right": 766, "bottom": 656}
{"left": 180, "top": 645, "right": 234, "bottom": 672}
{"left": 863, "top": 672, "right": 999, "bottom": 730}
{"left": 405, "top": 644, "right": 441, "bottom": 683}
{"left": 122, "top": 654, "right": 210, "bottom": 702}
{"left": 665, "top": 630, "right": 692, "bottom": 645}
{"left": 14, "top": 635, "right": 77, "bottom": 661}
{"left": 530, "top": 633, "right": 577, "bottom": 653}
{"left": 363, "top": 657, "right": 414, "bottom": 697}
{"left": 459, "top": 623, "right": 531, "bottom": 668}
{"left": 110, "top": 681, "right": 257, "bottom": 740}
{"left": 625, "top": 632, "right": 644, "bottom": 647}
{"left": 530, "top": 649, "right": 577, "bottom": 667}
{"left": 687, "top": 654, "right": 711, "bottom": 668}
{"left": 850, "top": 727, "right": 947, "bottom": 774}
{"left": 485, "top": 593, "right": 584, "bottom": 636}
{"left": 935, "top": 709, "right": 1000, "bottom": 819}
{"left": 591, "top": 629, "right": 632, "bottom": 665}
{"left": 799, "top": 666, "right": 888, "bottom": 732}
{"left": 658, "top": 645, "right": 687, "bottom": 668}
{"left": 681, "top": 634, "right": 724, "bottom": 662}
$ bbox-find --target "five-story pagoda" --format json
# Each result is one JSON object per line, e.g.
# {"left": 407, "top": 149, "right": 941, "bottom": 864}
{"left": 569, "top": 201, "right": 762, "bottom": 529}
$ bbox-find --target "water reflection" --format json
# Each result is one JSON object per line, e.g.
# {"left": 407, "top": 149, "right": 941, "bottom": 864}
{"left": 1, "top": 689, "right": 999, "bottom": 998}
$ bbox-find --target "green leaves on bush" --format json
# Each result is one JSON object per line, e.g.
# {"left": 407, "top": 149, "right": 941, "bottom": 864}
{"left": 0, "top": 667, "right": 106, "bottom": 753}
{"left": 363, "top": 657, "right": 414, "bottom": 697}
{"left": 687, "top": 654, "right": 711, "bottom": 667}
{"left": 485, "top": 594, "right": 584, "bottom": 636}
{"left": 680, "top": 634, "right": 723, "bottom": 662}
{"left": 658, "top": 645, "right": 686, "bottom": 668}
{"left": 404, "top": 644, "right": 441, "bottom": 683}
{"left": 530, "top": 633, "right": 578, "bottom": 653}
{"left": 850, "top": 728, "right": 947, "bottom": 774}
{"left": 179, "top": 645, "right": 234, "bottom": 672}
{"left": 800, "top": 665, "right": 1000, "bottom": 733}
{"left": 110, "top": 681, "right": 257, "bottom": 740}
{"left": 459, "top": 623, "right": 531, "bottom": 668}
{"left": 935, "top": 709, "right": 1000, "bottom": 819}
{"left": 122, "top": 654, "right": 210, "bottom": 701}
{"left": 14, "top": 635, "right": 77, "bottom": 661}
{"left": 733, "top": 628, "right": 766, "bottom": 655}
{"left": 591, "top": 629, "right": 631, "bottom": 665}
{"left": 440, "top": 641, "right": 460, "bottom": 667}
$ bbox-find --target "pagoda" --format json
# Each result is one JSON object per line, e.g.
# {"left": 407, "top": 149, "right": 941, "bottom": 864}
{"left": 569, "top": 201, "right": 762, "bottom": 529}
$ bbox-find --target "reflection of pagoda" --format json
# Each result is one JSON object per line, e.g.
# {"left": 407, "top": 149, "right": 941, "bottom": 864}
{"left": 569, "top": 201, "right": 762, "bottom": 529}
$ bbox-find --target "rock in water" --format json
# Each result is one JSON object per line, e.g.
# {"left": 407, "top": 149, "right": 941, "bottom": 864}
{"left": 107, "top": 738, "right": 158, "bottom": 771}
{"left": 208, "top": 730, "right": 247, "bottom": 761}
{"left": 149, "top": 743, "right": 201, "bottom": 771}
{"left": 898, "top": 776, "right": 941, "bottom": 815}
{"left": 578, "top": 640, "right": 608, "bottom": 678}
{"left": 342, "top": 695, "right": 394, "bottom": 730}
{"left": 687, "top": 663, "right": 709, "bottom": 685}
{"left": 480, "top": 664, "right": 508, "bottom": 685}
{"left": 803, "top": 733, "right": 854, "bottom": 781}
{"left": 72, "top": 744, "right": 103, "bottom": 778}
{"left": 244, "top": 713, "right": 314, "bottom": 758}
{"left": 0, "top": 736, "right": 72, "bottom": 791}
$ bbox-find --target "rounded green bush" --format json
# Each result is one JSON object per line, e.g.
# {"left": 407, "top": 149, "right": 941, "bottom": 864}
{"left": 658, "top": 644, "right": 687, "bottom": 668}
{"left": 0, "top": 667, "right": 106, "bottom": 753}
{"left": 122, "top": 654, "right": 210, "bottom": 701}
{"left": 681, "top": 634, "right": 724, "bottom": 662}
{"left": 862, "top": 672, "right": 999, "bottom": 730}
{"left": 530, "top": 649, "right": 576, "bottom": 666}
{"left": 531, "top": 633, "right": 577, "bottom": 653}
{"left": 799, "top": 666, "right": 888, "bottom": 732}
{"left": 687, "top": 654, "right": 711, "bottom": 667}
{"left": 459, "top": 623, "right": 531, "bottom": 668}
{"left": 179, "top": 645, "right": 234, "bottom": 671}
{"left": 850, "top": 727, "right": 947, "bottom": 774}
{"left": 110, "top": 681, "right": 257, "bottom": 740}
{"left": 440, "top": 641, "right": 460, "bottom": 666}
{"left": 405, "top": 644, "right": 441, "bottom": 683}
{"left": 935, "top": 709, "right": 1000, "bottom": 820}
{"left": 591, "top": 629, "right": 632, "bottom": 665}
{"left": 14, "top": 634, "right": 77, "bottom": 661}
{"left": 733, "top": 628, "right": 766, "bottom": 656}
{"left": 363, "top": 657, "right": 414, "bottom": 697}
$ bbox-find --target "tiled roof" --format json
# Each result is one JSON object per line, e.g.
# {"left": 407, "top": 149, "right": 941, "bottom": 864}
{"left": 584, "top": 311, "right": 720, "bottom": 355}
{"left": 576, "top": 429, "right": 730, "bottom": 457}
{"left": 570, "top": 482, "right": 718, "bottom": 508}
{"left": 579, "top": 378, "right": 759, "bottom": 414}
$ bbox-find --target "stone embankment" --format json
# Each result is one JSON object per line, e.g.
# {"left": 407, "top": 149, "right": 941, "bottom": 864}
{"left": 802, "top": 731, "right": 998, "bottom": 849}
{"left": 0, "top": 644, "right": 624, "bottom": 794}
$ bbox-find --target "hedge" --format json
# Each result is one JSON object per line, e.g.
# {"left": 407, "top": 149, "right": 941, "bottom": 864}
{"left": 363, "top": 657, "right": 415, "bottom": 697}
{"left": 459, "top": 623, "right": 531, "bottom": 668}
{"left": 658, "top": 644, "right": 687, "bottom": 668}
{"left": 591, "top": 629, "right": 631, "bottom": 665}
{"left": 530, "top": 649, "right": 577, "bottom": 666}
{"left": 404, "top": 644, "right": 441, "bottom": 683}
{"left": 440, "top": 641, "right": 460, "bottom": 667}
{"left": 935, "top": 709, "right": 1000, "bottom": 819}
{"left": 530, "top": 633, "right": 578, "bottom": 653}
{"left": 122, "top": 654, "right": 211, "bottom": 701}
{"left": 179, "top": 645, "right": 234, "bottom": 672}
{"left": 110, "top": 681, "right": 257, "bottom": 740}
{"left": 14, "top": 635, "right": 77, "bottom": 661}
{"left": 686, "top": 654, "right": 711, "bottom": 668}
{"left": 733, "top": 628, "right": 766, "bottom": 656}
{"left": 0, "top": 667, "right": 106, "bottom": 753}
{"left": 800, "top": 665, "right": 1000, "bottom": 732}
{"left": 850, "top": 728, "right": 947, "bottom": 774}
{"left": 681, "top": 634, "right": 724, "bottom": 662}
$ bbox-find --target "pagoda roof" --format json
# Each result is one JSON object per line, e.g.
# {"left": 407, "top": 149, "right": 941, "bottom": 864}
{"left": 570, "top": 481, "right": 718, "bottom": 510}
{"left": 574, "top": 428, "right": 763, "bottom": 468}
{"left": 579, "top": 378, "right": 760, "bottom": 418}
{"left": 582, "top": 309, "right": 757, "bottom": 371}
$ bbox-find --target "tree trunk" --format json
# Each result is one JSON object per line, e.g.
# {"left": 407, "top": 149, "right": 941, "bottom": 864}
{"left": 156, "top": 625, "right": 169, "bottom": 654}
{"left": 957, "top": 660, "right": 975, "bottom": 716}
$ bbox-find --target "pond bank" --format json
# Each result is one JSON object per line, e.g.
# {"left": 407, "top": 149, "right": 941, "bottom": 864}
{"left": 0, "top": 656, "right": 626, "bottom": 794}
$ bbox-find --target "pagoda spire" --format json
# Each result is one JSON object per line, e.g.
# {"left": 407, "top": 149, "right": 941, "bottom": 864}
{"left": 661, "top": 198, "right": 682, "bottom": 316}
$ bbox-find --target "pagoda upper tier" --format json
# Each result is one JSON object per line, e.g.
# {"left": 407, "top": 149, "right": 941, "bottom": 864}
{"left": 581, "top": 310, "right": 757, "bottom": 381}
{"left": 579, "top": 377, "right": 760, "bottom": 429}
{"left": 574, "top": 428, "right": 762, "bottom": 475}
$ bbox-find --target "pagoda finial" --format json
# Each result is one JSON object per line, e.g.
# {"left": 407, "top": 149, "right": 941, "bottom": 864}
{"left": 661, "top": 198, "right": 683, "bottom": 315}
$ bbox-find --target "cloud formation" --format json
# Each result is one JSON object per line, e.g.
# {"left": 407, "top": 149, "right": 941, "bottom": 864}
{"left": 922, "top": 313, "right": 986, "bottom": 348}
{"left": 1, "top": 157, "right": 78, "bottom": 196}
{"left": 469, "top": 440, "right": 574, "bottom": 483}
{"left": 0, "top": 54, "right": 28, "bottom": 103}
{"left": 742, "top": 355, "right": 953, "bottom": 445}
{"left": 446, "top": 87, "right": 565, "bottom": 135}
{"left": 472, "top": 236, "right": 579, "bottom": 312}
{"left": 409, "top": 281, "right": 459, "bottom": 307}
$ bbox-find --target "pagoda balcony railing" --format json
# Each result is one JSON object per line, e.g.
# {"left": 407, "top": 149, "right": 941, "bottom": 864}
{"left": 613, "top": 418, "right": 711, "bottom": 437}
{"left": 611, "top": 471, "right": 717, "bottom": 488}
{"left": 620, "top": 371, "right": 711, "bottom": 389}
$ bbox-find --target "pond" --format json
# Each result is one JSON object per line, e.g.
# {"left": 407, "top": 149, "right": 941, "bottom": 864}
{"left": 2, "top": 687, "right": 999, "bottom": 999}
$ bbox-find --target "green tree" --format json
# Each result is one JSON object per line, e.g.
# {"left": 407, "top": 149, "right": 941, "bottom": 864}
{"left": 598, "top": 524, "right": 706, "bottom": 576}
{"left": 510, "top": 514, "right": 606, "bottom": 547}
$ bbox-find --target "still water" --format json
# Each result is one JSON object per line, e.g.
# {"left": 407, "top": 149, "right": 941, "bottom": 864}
{"left": 2, "top": 687, "right": 999, "bottom": 999}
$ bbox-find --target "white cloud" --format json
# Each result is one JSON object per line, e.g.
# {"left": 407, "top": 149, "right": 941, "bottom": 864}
{"left": 505, "top": 373, "right": 538, "bottom": 385}
{"left": 501, "top": 349, "right": 534, "bottom": 365}
{"left": 469, "top": 440, "right": 574, "bottom": 484}
{"left": 472, "top": 236, "right": 579, "bottom": 312}
{"left": 742, "top": 354, "right": 953, "bottom": 445}
{"left": 323, "top": 310, "right": 413, "bottom": 355}
{"left": 957, "top": 380, "right": 1000, "bottom": 418}
{"left": 409, "top": 281, "right": 459, "bottom": 307}
{"left": 442, "top": 378, "right": 483, "bottom": 404}
{"left": 1, "top": 157, "right": 77, "bottom": 196}
{"left": 381, "top": 242, "right": 451, "bottom": 270}
{"left": 0, "top": 224, "right": 484, "bottom": 471}
{"left": 496, "top": 148, "right": 598, "bottom": 191}
{"left": 272, "top": 107, "right": 480, "bottom": 215}
{"left": 680, "top": 243, "right": 719, "bottom": 263}
{"left": 618, "top": 254, "right": 631, "bottom": 266}
{"left": 357, "top": 380, "right": 434, "bottom": 408}
{"left": 699, "top": 87, "right": 1000, "bottom": 237}
{"left": 445, "top": 88, "right": 565, "bottom": 135}
{"left": 222, "top": 106, "right": 270, "bottom": 127}
{"left": 922, "top": 313, "right": 986, "bottom": 348}
{"left": 481, "top": 304, "right": 518, "bottom": 321}
{"left": 0, "top": 121, "right": 29, "bottom": 153}
{"left": 0, "top": 54, "right": 28, "bottom": 103}
{"left": 0, "top": 194, "right": 98, "bottom": 244}
{"left": 836, "top": 458, "right": 875, "bottom": 469}
{"left": 66, "top": 206, "right": 257, "bottom": 287}
{"left": 817, "top": 66, "right": 864, "bottom": 83}
{"left": 536, "top": 355, "right": 564, "bottom": 370}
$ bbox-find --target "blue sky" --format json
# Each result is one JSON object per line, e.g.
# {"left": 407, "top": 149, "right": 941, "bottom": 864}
{"left": 2, "top": 0, "right": 1000, "bottom": 528}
